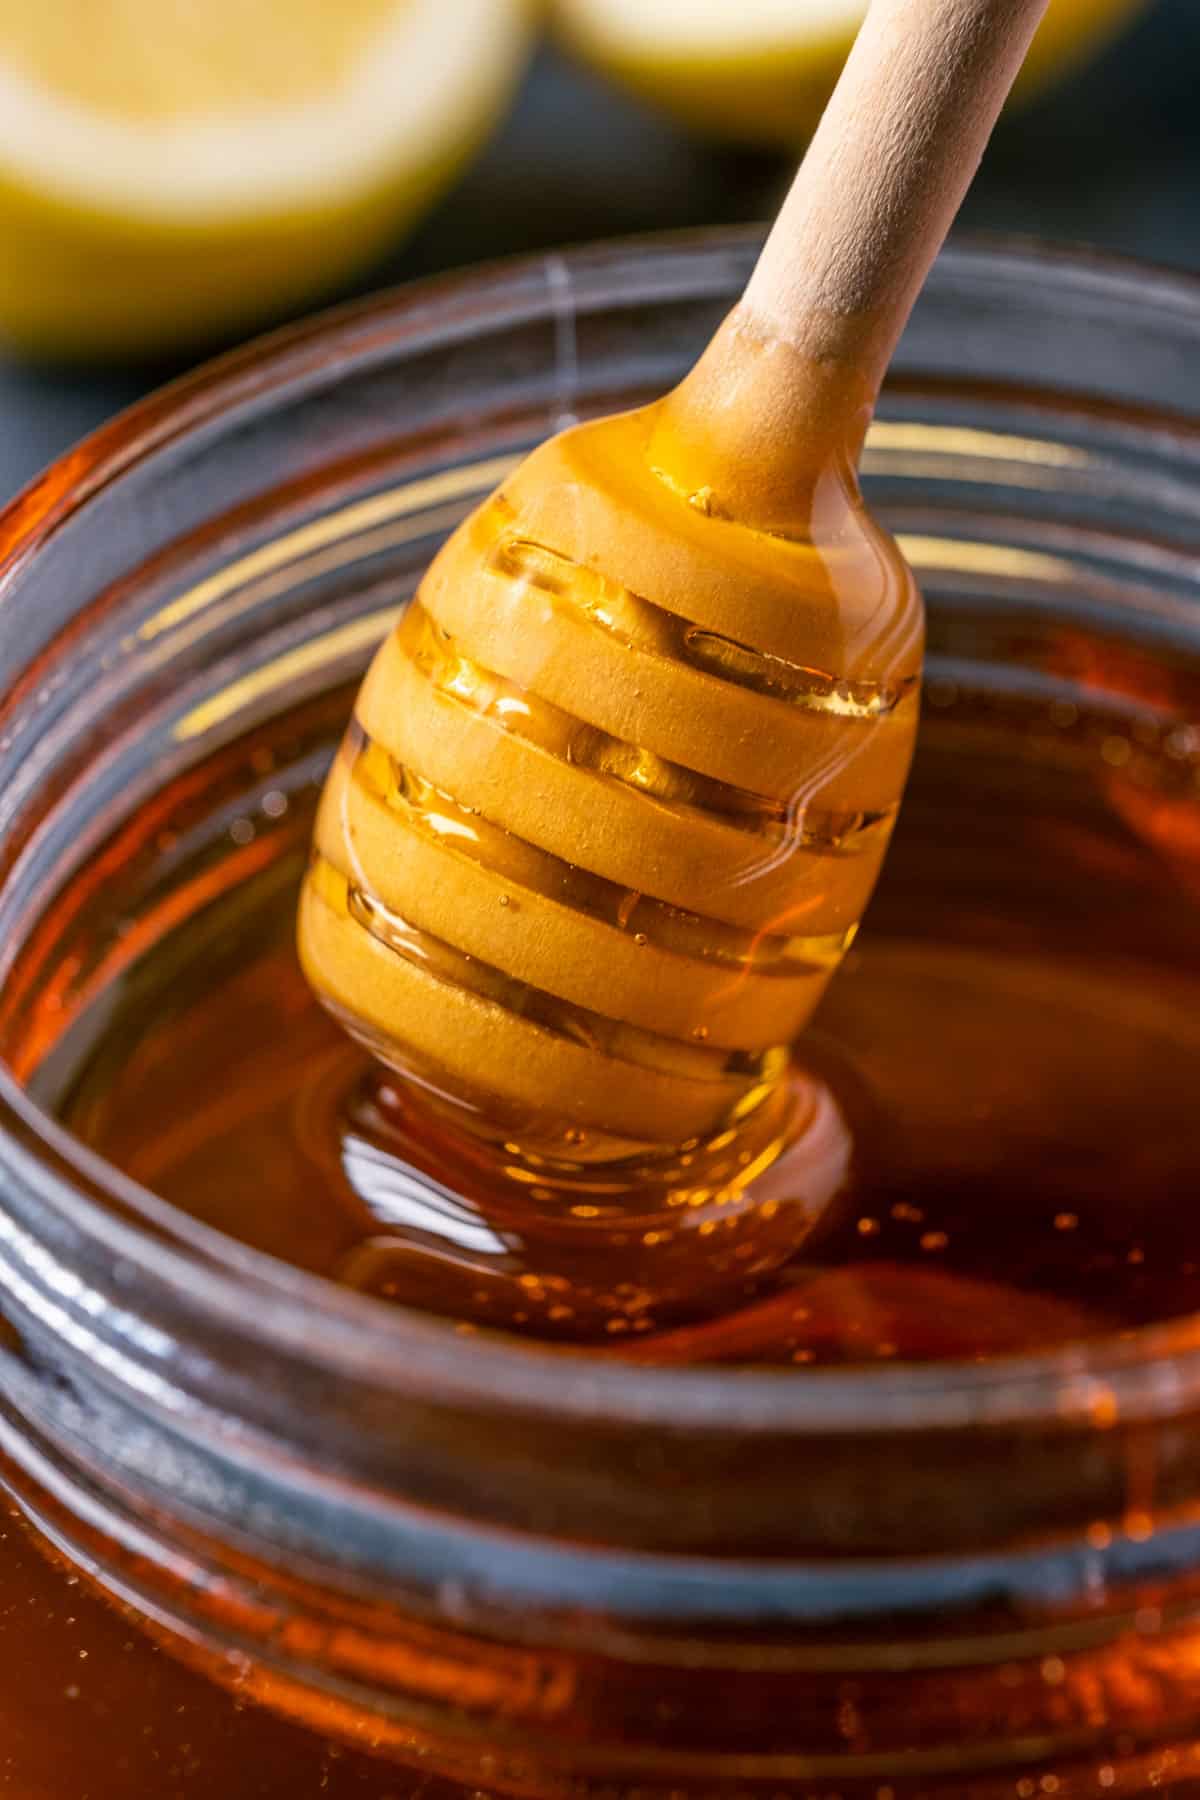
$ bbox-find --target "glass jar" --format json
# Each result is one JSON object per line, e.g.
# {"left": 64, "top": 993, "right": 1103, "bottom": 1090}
{"left": 2, "top": 234, "right": 1200, "bottom": 1797}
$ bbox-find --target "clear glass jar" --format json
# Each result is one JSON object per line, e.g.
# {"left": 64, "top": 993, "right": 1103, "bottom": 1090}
{"left": 1, "top": 234, "right": 1200, "bottom": 1796}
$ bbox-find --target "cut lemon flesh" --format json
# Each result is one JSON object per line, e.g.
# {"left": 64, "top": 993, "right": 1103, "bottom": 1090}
{"left": 553, "top": 0, "right": 1148, "bottom": 147}
{"left": 0, "top": 0, "right": 534, "bottom": 355}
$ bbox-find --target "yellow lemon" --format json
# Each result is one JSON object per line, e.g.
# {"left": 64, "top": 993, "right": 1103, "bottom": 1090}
{"left": 0, "top": 0, "right": 534, "bottom": 358}
{"left": 553, "top": 0, "right": 1147, "bottom": 148}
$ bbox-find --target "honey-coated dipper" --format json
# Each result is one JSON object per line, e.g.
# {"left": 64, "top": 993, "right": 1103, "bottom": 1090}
{"left": 301, "top": 0, "right": 1050, "bottom": 1163}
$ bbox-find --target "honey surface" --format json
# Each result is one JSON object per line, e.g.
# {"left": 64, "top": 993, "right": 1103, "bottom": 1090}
{"left": 56, "top": 677, "right": 1200, "bottom": 1363}
{"left": 0, "top": 1498, "right": 432, "bottom": 1797}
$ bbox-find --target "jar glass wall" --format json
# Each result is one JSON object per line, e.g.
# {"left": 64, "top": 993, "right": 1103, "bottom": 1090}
{"left": 0, "top": 235, "right": 1200, "bottom": 1795}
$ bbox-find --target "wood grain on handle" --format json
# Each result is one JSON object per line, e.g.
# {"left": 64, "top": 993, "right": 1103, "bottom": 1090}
{"left": 744, "top": 0, "right": 1052, "bottom": 386}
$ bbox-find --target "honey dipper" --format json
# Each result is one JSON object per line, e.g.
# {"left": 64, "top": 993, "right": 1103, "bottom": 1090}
{"left": 301, "top": 0, "right": 1049, "bottom": 1164}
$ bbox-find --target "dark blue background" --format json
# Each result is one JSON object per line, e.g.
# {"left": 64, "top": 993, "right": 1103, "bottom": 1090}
{"left": 1, "top": 0, "right": 1196, "bottom": 504}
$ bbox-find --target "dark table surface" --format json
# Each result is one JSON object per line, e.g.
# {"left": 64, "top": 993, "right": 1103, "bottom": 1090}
{"left": 1, "top": 0, "right": 1197, "bottom": 507}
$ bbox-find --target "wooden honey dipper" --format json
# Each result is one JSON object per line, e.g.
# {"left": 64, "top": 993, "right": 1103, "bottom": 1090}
{"left": 300, "top": 0, "right": 1050, "bottom": 1167}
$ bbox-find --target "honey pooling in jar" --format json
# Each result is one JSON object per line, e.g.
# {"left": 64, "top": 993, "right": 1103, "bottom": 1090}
{"left": 298, "top": 311, "right": 923, "bottom": 1175}
{"left": 50, "top": 674, "right": 1200, "bottom": 1367}
{"left": 34, "top": 599, "right": 1200, "bottom": 1365}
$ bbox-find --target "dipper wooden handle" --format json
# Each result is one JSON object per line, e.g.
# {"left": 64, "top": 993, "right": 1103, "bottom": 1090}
{"left": 655, "top": 0, "right": 1052, "bottom": 525}
{"left": 746, "top": 0, "right": 1052, "bottom": 386}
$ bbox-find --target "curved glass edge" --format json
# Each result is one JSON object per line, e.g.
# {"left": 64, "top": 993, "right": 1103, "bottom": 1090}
{"left": 2, "top": 234, "right": 1200, "bottom": 1438}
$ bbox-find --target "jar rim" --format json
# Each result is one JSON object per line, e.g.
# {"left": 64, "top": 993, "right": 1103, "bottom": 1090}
{"left": 4, "top": 228, "right": 1200, "bottom": 1441}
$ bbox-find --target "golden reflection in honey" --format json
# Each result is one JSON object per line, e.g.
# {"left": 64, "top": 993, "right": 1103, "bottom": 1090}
{"left": 329, "top": 1048, "right": 853, "bottom": 1339}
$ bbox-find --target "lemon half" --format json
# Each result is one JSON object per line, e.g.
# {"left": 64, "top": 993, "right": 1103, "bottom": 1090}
{"left": 0, "top": 0, "right": 534, "bottom": 357}
{"left": 554, "top": 0, "right": 1148, "bottom": 148}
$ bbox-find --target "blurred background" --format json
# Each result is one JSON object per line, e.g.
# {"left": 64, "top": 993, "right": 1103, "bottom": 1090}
{"left": 0, "top": 0, "right": 1195, "bottom": 507}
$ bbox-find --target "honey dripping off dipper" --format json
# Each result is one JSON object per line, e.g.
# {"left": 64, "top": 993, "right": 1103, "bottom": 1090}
{"left": 299, "top": 0, "right": 1051, "bottom": 1343}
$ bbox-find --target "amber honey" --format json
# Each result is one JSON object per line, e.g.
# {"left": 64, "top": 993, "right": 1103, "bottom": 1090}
{"left": 39, "top": 663, "right": 1200, "bottom": 1368}
{"left": 0, "top": 1493, "right": 449, "bottom": 1798}
{"left": 4, "top": 626, "right": 1200, "bottom": 1798}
